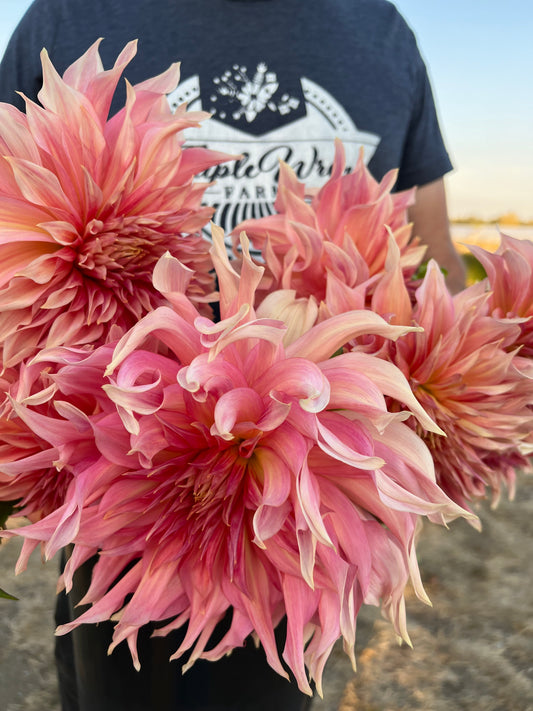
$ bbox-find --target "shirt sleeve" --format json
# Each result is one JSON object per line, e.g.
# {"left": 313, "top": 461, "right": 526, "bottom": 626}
{"left": 396, "top": 54, "right": 453, "bottom": 191}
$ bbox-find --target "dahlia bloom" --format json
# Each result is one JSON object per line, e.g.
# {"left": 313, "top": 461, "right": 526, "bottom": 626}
{"left": 0, "top": 348, "right": 115, "bottom": 548}
{"left": 371, "top": 241, "right": 533, "bottom": 509}
{"left": 0, "top": 40, "right": 228, "bottom": 367}
{"left": 235, "top": 140, "right": 425, "bottom": 306}
{"left": 3, "top": 227, "right": 471, "bottom": 695}
{"left": 469, "top": 233, "right": 533, "bottom": 358}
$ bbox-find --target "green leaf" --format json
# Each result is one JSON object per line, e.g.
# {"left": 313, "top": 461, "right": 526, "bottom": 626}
{"left": 413, "top": 261, "right": 429, "bottom": 281}
{"left": 462, "top": 253, "right": 487, "bottom": 283}
{"left": 0, "top": 587, "right": 18, "bottom": 601}
{"left": 413, "top": 260, "right": 449, "bottom": 282}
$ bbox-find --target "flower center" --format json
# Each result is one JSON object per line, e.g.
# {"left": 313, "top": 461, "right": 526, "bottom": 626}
{"left": 76, "top": 217, "right": 169, "bottom": 290}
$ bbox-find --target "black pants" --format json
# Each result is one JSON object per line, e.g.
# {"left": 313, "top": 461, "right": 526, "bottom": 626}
{"left": 55, "top": 552, "right": 313, "bottom": 711}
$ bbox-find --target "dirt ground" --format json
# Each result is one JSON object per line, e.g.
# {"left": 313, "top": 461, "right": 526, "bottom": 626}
{"left": 1, "top": 475, "right": 532, "bottom": 711}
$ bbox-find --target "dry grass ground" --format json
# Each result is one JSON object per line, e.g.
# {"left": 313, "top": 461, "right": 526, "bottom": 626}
{"left": 1, "top": 475, "right": 532, "bottom": 711}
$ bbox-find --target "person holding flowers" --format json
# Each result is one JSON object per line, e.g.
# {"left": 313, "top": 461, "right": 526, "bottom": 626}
{"left": 0, "top": 4, "right": 502, "bottom": 711}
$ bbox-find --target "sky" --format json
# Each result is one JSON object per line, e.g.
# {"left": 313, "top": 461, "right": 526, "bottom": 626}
{"left": 0, "top": 0, "right": 531, "bottom": 222}
{"left": 397, "top": 0, "right": 533, "bottom": 222}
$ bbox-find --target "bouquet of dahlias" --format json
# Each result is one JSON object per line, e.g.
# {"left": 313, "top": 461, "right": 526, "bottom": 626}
{"left": 0, "top": 41, "right": 531, "bottom": 698}
{"left": 238, "top": 151, "right": 533, "bottom": 512}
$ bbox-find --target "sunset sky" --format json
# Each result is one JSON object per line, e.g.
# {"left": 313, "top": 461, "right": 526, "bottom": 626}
{"left": 398, "top": 0, "right": 532, "bottom": 222}
{"left": 1, "top": 0, "right": 531, "bottom": 221}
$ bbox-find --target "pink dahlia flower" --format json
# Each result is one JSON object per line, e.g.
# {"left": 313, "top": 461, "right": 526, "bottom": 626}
{"left": 4, "top": 227, "right": 471, "bottom": 695}
{"left": 235, "top": 140, "right": 425, "bottom": 305}
{"left": 0, "top": 348, "right": 116, "bottom": 547}
{"left": 0, "top": 40, "right": 228, "bottom": 367}
{"left": 371, "top": 243, "right": 533, "bottom": 509}
{"left": 469, "top": 233, "right": 533, "bottom": 358}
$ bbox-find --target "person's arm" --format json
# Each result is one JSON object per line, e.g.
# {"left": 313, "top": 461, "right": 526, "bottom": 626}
{"left": 408, "top": 177, "right": 466, "bottom": 294}
{"left": 386, "top": 12, "right": 464, "bottom": 293}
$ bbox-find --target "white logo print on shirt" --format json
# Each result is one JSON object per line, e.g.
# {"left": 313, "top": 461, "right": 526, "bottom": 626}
{"left": 210, "top": 63, "right": 300, "bottom": 123}
{"left": 167, "top": 63, "right": 381, "bottom": 244}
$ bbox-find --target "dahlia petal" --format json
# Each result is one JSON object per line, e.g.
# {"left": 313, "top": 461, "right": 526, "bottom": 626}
{"left": 0, "top": 103, "right": 42, "bottom": 162}
{"left": 132, "top": 58, "right": 182, "bottom": 96}
{"left": 256, "top": 290, "right": 319, "bottom": 345}
{"left": 8, "top": 398, "right": 82, "bottom": 450}
{"left": 206, "top": 318, "right": 286, "bottom": 361}
{"left": 46, "top": 309, "right": 104, "bottom": 348}
{"left": 193, "top": 607, "right": 254, "bottom": 663}
{"left": 53, "top": 401, "right": 92, "bottom": 434}
{"left": 176, "top": 352, "right": 248, "bottom": 397}
{"left": 106, "top": 307, "right": 202, "bottom": 374}
{"left": 278, "top": 181, "right": 317, "bottom": 227}
{"left": 14, "top": 249, "right": 73, "bottom": 286}
{"left": 151, "top": 252, "right": 202, "bottom": 320}
{"left": 0, "top": 447, "right": 58, "bottom": 476}
{"left": 222, "top": 555, "right": 289, "bottom": 681}
{"left": 103, "top": 379, "right": 164, "bottom": 417}
{"left": 252, "top": 500, "right": 291, "bottom": 548}
{"left": 318, "top": 479, "right": 373, "bottom": 590}
{"left": 287, "top": 310, "right": 422, "bottom": 362}
{"left": 109, "top": 560, "right": 182, "bottom": 649}
{"left": 407, "top": 531, "right": 432, "bottom": 606}
{"left": 0, "top": 277, "right": 54, "bottom": 309}
{"left": 373, "top": 467, "right": 454, "bottom": 518}
{"left": 313, "top": 363, "right": 398, "bottom": 431}
{"left": 295, "top": 526, "right": 317, "bottom": 589}
{"left": 45, "top": 507, "right": 82, "bottom": 560}
{"left": 254, "top": 358, "right": 330, "bottom": 413}
{"left": 210, "top": 225, "right": 264, "bottom": 319}
{"left": 56, "top": 560, "right": 143, "bottom": 635}
{"left": 282, "top": 575, "right": 317, "bottom": 695}
{"left": 14, "top": 537, "right": 42, "bottom": 575}
{"left": 371, "top": 234, "right": 413, "bottom": 325}
{"left": 296, "top": 460, "right": 334, "bottom": 549}
{"left": 4, "top": 156, "right": 76, "bottom": 216}
{"left": 0, "top": 241, "right": 60, "bottom": 289}
{"left": 304, "top": 590, "right": 342, "bottom": 697}
{"left": 64, "top": 39, "right": 138, "bottom": 123}
{"left": 322, "top": 352, "right": 443, "bottom": 435}
{"left": 316, "top": 414, "right": 384, "bottom": 470}
{"left": 55, "top": 546, "right": 95, "bottom": 596}
{"left": 178, "top": 146, "right": 236, "bottom": 183}
{"left": 414, "top": 261, "right": 455, "bottom": 335}
{"left": 95, "top": 409, "right": 145, "bottom": 454}
{"left": 38, "top": 48, "right": 104, "bottom": 145}
{"left": 212, "top": 387, "right": 264, "bottom": 439}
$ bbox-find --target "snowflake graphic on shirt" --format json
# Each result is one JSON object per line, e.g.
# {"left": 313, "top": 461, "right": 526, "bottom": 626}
{"left": 210, "top": 63, "right": 300, "bottom": 122}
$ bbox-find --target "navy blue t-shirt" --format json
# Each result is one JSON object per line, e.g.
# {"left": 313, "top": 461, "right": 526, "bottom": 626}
{"left": 0, "top": 0, "right": 452, "bottom": 232}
